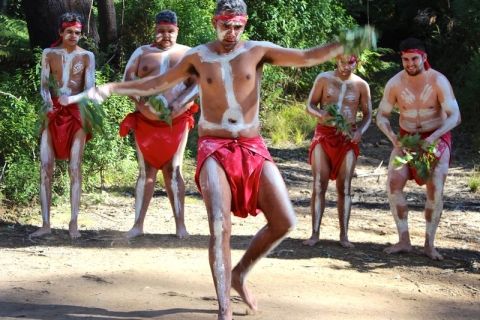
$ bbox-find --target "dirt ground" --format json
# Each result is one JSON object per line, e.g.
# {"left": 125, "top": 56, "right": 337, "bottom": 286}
{"left": 1, "top": 127, "right": 479, "bottom": 320}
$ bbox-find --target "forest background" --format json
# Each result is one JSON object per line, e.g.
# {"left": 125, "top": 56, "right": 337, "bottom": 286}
{"left": 0, "top": 0, "right": 479, "bottom": 216}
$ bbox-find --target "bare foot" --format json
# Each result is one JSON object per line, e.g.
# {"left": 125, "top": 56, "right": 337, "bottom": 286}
{"left": 176, "top": 226, "right": 189, "bottom": 239}
{"left": 29, "top": 226, "right": 51, "bottom": 238}
{"left": 424, "top": 246, "right": 444, "bottom": 260}
{"left": 69, "top": 221, "right": 81, "bottom": 239}
{"left": 302, "top": 236, "right": 320, "bottom": 247}
{"left": 231, "top": 268, "right": 258, "bottom": 312}
{"left": 340, "top": 239, "right": 355, "bottom": 248}
{"left": 126, "top": 226, "right": 144, "bottom": 239}
{"left": 384, "top": 242, "right": 413, "bottom": 254}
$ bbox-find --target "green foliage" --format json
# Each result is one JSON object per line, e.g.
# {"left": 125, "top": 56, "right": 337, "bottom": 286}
{"left": 147, "top": 95, "right": 172, "bottom": 125}
{"left": 468, "top": 167, "right": 480, "bottom": 193}
{"left": 0, "top": 15, "right": 31, "bottom": 67}
{"left": 324, "top": 104, "right": 352, "bottom": 138}
{"left": 393, "top": 133, "right": 438, "bottom": 182}
{"left": 262, "top": 102, "right": 317, "bottom": 146}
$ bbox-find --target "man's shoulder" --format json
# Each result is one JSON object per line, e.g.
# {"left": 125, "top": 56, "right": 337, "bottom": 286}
{"left": 351, "top": 73, "right": 369, "bottom": 86}
{"left": 386, "top": 71, "right": 403, "bottom": 87}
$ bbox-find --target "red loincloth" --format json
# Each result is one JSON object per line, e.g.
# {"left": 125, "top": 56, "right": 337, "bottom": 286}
{"left": 399, "top": 129, "right": 452, "bottom": 186}
{"left": 47, "top": 97, "right": 91, "bottom": 160}
{"left": 308, "top": 124, "right": 359, "bottom": 180}
{"left": 119, "top": 104, "right": 198, "bottom": 169}
{"left": 195, "top": 135, "right": 273, "bottom": 218}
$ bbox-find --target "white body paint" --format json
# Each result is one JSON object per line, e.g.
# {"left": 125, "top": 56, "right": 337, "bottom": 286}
{"left": 400, "top": 88, "right": 415, "bottom": 104}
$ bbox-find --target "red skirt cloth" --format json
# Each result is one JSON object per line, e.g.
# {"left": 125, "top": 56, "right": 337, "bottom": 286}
{"left": 119, "top": 104, "right": 198, "bottom": 170}
{"left": 399, "top": 129, "right": 452, "bottom": 186}
{"left": 47, "top": 97, "right": 91, "bottom": 160}
{"left": 308, "top": 124, "right": 359, "bottom": 180}
{"left": 195, "top": 136, "right": 273, "bottom": 218}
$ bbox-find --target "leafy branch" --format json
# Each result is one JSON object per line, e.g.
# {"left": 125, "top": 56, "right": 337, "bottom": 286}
{"left": 78, "top": 98, "right": 106, "bottom": 135}
{"left": 147, "top": 95, "right": 172, "bottom": 126}
{"left": 324, "top": 104, "right": 352, "bottom": 138}
{"left": 337, "top": 25, "right": 378, "bottom": 57}
{"left": 393, "top": 133, "right": 438, "bottom": 181}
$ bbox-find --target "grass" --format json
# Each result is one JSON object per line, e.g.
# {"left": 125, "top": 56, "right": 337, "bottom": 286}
{"left": 467, "top": 167, "right": 480, "bottom": 192}
{"left": 261, "top": 102, "right": 317, "bottom": 146}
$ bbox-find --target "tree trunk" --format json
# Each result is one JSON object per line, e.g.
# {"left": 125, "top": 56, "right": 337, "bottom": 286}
{"left": 22, "top": 0, "right": 99, "bottom": 49}
{"left": 97, "top": 0, "right": 117, "bottom": 51}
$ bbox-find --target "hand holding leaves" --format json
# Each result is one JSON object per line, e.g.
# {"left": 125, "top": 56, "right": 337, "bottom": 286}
{"left": 324, "top": 104, "right": 352, "bottom": 138}
{"left": 337, "top": 26, "right": 378, "bottom": 56}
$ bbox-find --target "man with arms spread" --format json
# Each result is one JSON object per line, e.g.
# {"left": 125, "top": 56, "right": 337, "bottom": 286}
{"left": 376, "top": 38, "right": 461, "bottom": 260}
{"left": 66, "top": 1, "right": 373, "bottom": 318}
{"left": 303, "top": 54, "right": 372, "bottom": 248}
{"left": 120, "top": 10, "right": 198, "bottom": 239}
{"left": 30, "top": 12, "right": 95, "bottom": 239}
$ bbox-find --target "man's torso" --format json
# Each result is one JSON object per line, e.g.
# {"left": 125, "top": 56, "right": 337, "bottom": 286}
{"left": 47, "top": 48, "right": 91, "bottom": 96}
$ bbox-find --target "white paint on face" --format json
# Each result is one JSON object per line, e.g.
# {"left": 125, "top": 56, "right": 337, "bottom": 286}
{"left": 135, "top": 142, "right": 146, "bottom": 221}
{"left": 216, "top": 27, "right": 229, "bottom": 42}
{"left": 420, "top": 84, "right": 433, "bottom": 103}
{"left": 400, "top": 88, "right": 415, "bottom": 105}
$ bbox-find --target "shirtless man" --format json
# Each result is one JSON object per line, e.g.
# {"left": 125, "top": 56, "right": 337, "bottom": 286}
{"left": 65, "top": 1, "right": 374, "bottom": 318}
{"left": 376, "top": 38, "right": 461, "bottom": 260}
{"left": 303, "top": 54, "right": 372, "bottom": 248}
{"left": 120, "top": 10, "right": 198, "bottom": 239}
{"left": 30, "top": 12, "right": 95, "bottom": 239}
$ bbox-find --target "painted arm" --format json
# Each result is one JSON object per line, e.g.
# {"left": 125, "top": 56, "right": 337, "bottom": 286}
{"left": 170, "top": 77, "right": 199, "bottom": 118}
{"left": 84, "top": 52, "right": 96, "bottom": 90}
{"left": 424, "top": 75, "right": 461, "bottom": 144}
{"left": 306, "top": 74, "right": 329, "bottom": 119}
{"left": 376, "top": 80, "right": 399, "bottom": 147}
{"left": 122, "top": 47, "right": 142, "bottom": 103}
{"left": 263, "top": 41, "right": 343, "bottom": 68}
{"left": 352, "top": 81, "right": 372, "bottom": 143}
{"left": 67, "top": 54, "right": 193, "bottom": 105}
{"left": 40, "top": 49, "right": 54, "bottom": 110}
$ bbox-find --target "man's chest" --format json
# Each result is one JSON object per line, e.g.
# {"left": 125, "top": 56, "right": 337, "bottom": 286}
{"left": 137, "top": 51, "right": 181, "bottom": 77}
{"left": 49, "top": 53, "right": 86, "bottom": 77}
{"left": 396, "top": 82, "right": 438, "bottom": 107}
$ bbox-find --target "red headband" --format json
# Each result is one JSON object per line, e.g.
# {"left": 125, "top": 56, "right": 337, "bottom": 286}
{"left": 401, "top": 48, "right": 431, "bottom": 70}
{"left": 214, "top": 14, "right": 248, "bottom": 24}
{"left": 349, "top": 55, "right": 358, "bottom": 64}
{"left": 61, "top": 21, "right": 83, "bottom": 31}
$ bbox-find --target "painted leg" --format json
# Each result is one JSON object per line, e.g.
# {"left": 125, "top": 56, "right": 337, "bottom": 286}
{"left": 199, "top": 157, "right": 233, "bottom": 320}
{"left": 336, "top": 150, "right": 356, "bottom": 248}
{"left": 162, "top": 126, "right": 189, "bottom": 238}
{"left": 127, "top": 142, "right": 158, "bottom": 239}
{"left": 303, "top": 145, "right": 330, "bottom": 246}
{"left": 423, "top": 152, "right": 449, "bottom": 260}
{"left": 68, "top": 129, "right": 86, "bottom": 239}
{"left": 384, "top": 150, "right": 412, "bottom": 254}
{"left": 232, "top": 161, "right": 297, "bottom": 312}
{"left": 30, "top": 130, "right": 54, "bottom": 238}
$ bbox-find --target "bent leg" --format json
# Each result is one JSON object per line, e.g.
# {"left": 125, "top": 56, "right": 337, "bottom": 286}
{"left": 335, "top": 150, "right": 356, "bottom": 248}
{"left": 68, "top": 129, "right": 86, "bottom": 239}
{"left": 303, "top": 144, "right": 330, "bottom": 246}
{"left": 384, "top": 149, "right": 412, "bottom": 254}
{"left": 199, "top": 157, "right": 233, "bottom": 320}
{"left": 232, "top": 161, "right": 297, "bottom": 312}
{"left": 30, "top": 129, "right": 55, "bottom": 238}
{"left": 161, "top": 125, "right": 189, "bottom": 238}
{"left": 127, "top": 142, "right": 158, "bottom": 239}
{"left": 423, "top": 149, "right": 449, "bottom": 260}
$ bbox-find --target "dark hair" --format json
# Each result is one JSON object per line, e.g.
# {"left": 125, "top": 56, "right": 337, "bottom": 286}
{"left": 399, "top": 37, "right": 426, "bottom": 52}
{"left": 215, "top": 0, "right": 247, "bottom": 15}
{"left": 58, "top": 12, "right": 83, "bottom": 31}
{"left": 155, "top": 10, "right": 177, "bottom": 25}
